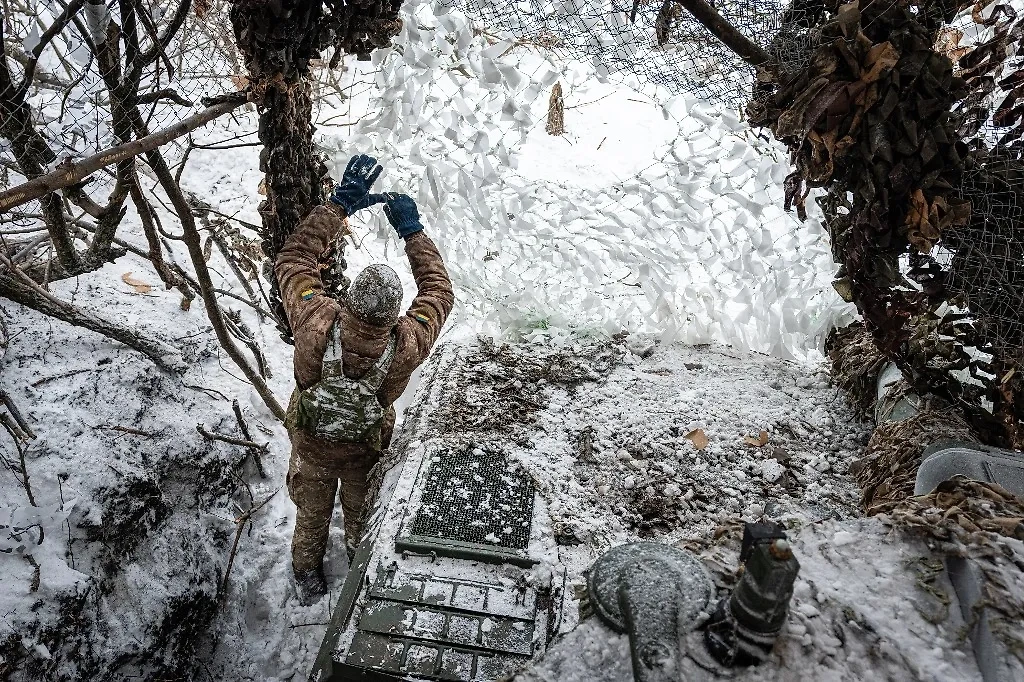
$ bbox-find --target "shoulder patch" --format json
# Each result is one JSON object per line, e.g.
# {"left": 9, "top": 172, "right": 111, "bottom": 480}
{"left": 301, "top": 289, "right": 316, "bottom": 301}
{"left": 413, "top": 312, "right": 430, "bottom": 324}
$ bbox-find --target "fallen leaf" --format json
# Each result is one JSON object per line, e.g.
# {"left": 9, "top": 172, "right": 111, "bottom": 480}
{"left": 744, "top": 430, "right": 770, "bottom": 447}
{"left": 121, "top": 272, "right": 153, "bottom": 294}
{"left": 905, "top": 189, "right": 940, "bottom": 253}
{"left": 685, "top": 428, "right": 709, "bottom": 450}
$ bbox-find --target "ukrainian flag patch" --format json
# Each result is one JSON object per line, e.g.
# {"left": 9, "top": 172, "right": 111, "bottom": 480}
{"left": 301, "top": 289, "right": 316, "bottom": 301}
{"left": 413, "top": 312, "right": 430, "bottom": 324}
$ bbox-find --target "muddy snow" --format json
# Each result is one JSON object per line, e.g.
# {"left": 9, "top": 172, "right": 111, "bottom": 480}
{"left": 2, "top": 304, "right": 985, "bottom": 680}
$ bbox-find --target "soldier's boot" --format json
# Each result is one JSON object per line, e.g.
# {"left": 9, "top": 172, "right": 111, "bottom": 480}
{"left": 293, "top": 563, "right": 328, "bottom": 606}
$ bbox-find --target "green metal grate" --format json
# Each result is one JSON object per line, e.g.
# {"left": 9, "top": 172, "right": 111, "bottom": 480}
{"left": 397, "top": 444, "right": 536, "bottom": 565}
{"left": 343, "top": 565, "right": 539, "bottom": 680}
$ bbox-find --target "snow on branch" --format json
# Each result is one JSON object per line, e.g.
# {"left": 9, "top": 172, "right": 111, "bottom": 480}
{"left": 0, "top": 95, "right": 248, "bottom": 213}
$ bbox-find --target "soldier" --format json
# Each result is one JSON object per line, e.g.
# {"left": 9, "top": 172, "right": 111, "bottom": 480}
{"left": 275, "top": 155, "right": 454, "bottom": 604}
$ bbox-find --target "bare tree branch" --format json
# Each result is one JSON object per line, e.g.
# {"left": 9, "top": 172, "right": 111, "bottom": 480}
{"left": 186, "top": 190, "right": 266, "bottom": 322}
{"left": 0, "top": 409, "right": 37, "bottom": 506}
{"left": 118, "top": 0, "right": 141, "bottom": 78}
{"left": 232, "top": 399, "right": 266, "bottom": 478}
{"left": 132, "top": 0, "right": 192, "bottom": 82}
{"left": 133, "top": 0, "right": 177, "bottom": 78}
{"left": 0, "top": 252, "right": 183, "bottom": 369}
{"left": 0, "top": 17, "right": 81, "bottom": 272}
{"left": 86, "top": 6, "right": 138, "bottom": 263}
{"left": 219, "top": 487, "right": 279, "bottom": 597}
{"left": 136, "top": 88, "right": 193, "bottom": 107}
{"left": 128, "top": 169, "right": 195, "bottom": 304}
{"left": 1, "top": 390, "right": 36, "bottom": 440}
{"left": 16, "top": 0, "right": 86, "bottom": 99}
{"left": 672, "top": 0, "right": 774, "bottom": 69}
{"left": 0, "top": 96, "right": 247, "bottom": 213}
{"left": 69, "top": 215, "right": 198, "bottom": 296}
{"left": 3, "top": 41, "right": 71, "bottom": 89}
{"left": 213, "top": 287, "right": 272, "bottom": 318}
{"left": 196, "top": 423, "right": 269, "bottom": 452}
{"left": 64, "top": 183, "right": 107, "bottom": 219}
{"left": 130, "top": 108, "right": 286, "bottom": 421}
{"left": 222, "top": 307, "right": 270, "bottom": 378}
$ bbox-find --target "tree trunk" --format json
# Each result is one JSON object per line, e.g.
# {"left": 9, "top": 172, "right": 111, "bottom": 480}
{"left": 229, "top": 1, "right": 329, "bottom": 343}
{"left": 228, "top": 0, "right": 404, "bottom": 342}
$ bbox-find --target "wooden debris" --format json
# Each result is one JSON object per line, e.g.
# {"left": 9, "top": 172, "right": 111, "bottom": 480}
{"left": 546, "top": 82, "right": 565, "bottom": 136}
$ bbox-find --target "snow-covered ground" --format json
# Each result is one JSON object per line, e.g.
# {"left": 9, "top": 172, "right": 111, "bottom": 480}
{"left": 410, "top": 339, "right": 980, "bottom": 682}
{"left": 5, "top": 307, "right": 982, "bottom": 680}
{"left": 0, "top": 0, "right": 988, "bottom": 680}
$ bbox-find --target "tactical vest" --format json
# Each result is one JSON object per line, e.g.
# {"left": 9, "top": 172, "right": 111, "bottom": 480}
{"left": 290, "top": 322, "right": 397, "bottom": 450}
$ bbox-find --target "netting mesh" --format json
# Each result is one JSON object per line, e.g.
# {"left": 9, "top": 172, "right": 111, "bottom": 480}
{"left": 3, "top": 0, "right": 1021, "bottom": 443}
{"left": 948, "top": 155, "right": 1024, "bottom": 365}
{"left": 927, "top": 4, "right": 1024, "bottom": 369}
{"left": 751, "top": 0, "right": 1023, "bottom": 445}
{"left": 6, "top": 3, "right": 231, "bottom": 155}
{"left": 447, "top": 0, "right": 785, "bottom": 107}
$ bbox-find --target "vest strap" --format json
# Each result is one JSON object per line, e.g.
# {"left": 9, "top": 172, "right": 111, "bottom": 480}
{"left": 320, "top": 322, "right": 396, "bottom": 391}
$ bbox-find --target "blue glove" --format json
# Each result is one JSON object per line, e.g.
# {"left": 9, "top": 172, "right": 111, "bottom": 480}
{"left": 383, "top": 193, "right": 424, "bottom": 239}
{"left": 329, "top": 154, "right": 385, "bottom": 215}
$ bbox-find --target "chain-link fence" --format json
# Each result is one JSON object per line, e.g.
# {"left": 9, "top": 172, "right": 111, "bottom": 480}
{"left": 1, "top": 0, "right": 233, "bottom": 166}
{"left": 0, "top": 0, "right": 236, "bottom": 274}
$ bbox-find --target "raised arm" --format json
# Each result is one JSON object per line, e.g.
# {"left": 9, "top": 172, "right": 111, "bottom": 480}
{"left": 384, "top": 194, "right": 455, "bottom": 359}
{"left": 274, "top": 204, "right": 348, "bottom": 335}
{"left": 403, "top": 231, "right": 455, "bottom": 355}
{"left": 275, "top": 154, "right": 386, "bottom": 337}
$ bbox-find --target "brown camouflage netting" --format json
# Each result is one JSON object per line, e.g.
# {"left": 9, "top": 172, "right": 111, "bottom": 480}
{"left": 746, "top": 0, "right": 1024, "bottom": 448}
{"left": 229, "top": 1, "right": 405, "bottom": 344}
{"left": 826, "top": 321, "right": 889, "bottom": 418}
{"left": 873, "top": 475, "right": 1024, "bottom": 542}
{"left": 873, "top": 476, "right": 1024, "bottom": 658}
{"left": 850, "top": 404, "right": 978, "bottom": 509}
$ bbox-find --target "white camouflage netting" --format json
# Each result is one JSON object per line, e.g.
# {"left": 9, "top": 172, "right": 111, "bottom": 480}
{"left": 316, "top": 0, "right": 854, "bottom": 361}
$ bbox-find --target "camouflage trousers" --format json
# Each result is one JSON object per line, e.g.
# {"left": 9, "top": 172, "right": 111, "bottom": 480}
{"left": 286, "top": 427, "right": 381, "bottom": 572}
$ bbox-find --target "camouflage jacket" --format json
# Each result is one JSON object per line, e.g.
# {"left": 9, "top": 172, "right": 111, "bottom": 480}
{"left": 275, "top": 203, "right": 455, "bottom": 449}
